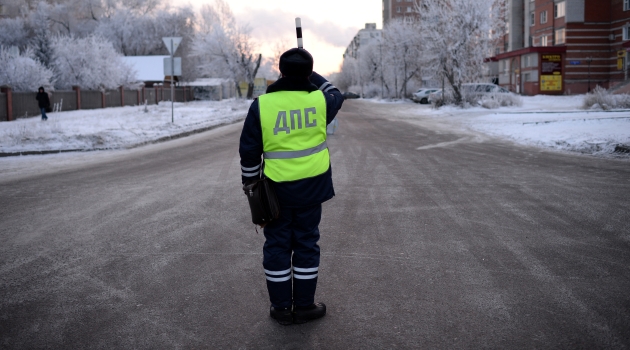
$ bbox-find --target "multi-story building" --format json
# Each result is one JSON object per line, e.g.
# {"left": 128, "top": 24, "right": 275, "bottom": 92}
{"left": 343, "top": 23, "right": 382, "bottom": 59}
{"left": 492, "top": 0, "right": 630, "bottom": 95}
{"left": 383, "top": 0, "right": 420, "bottom": 26}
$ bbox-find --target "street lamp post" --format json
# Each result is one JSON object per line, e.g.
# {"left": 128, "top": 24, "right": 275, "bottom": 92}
{"left": 586, "top": 56, "right": 593, "bottom": 93}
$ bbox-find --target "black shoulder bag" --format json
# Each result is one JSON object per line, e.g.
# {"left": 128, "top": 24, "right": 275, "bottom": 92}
{"left": 243, "top": 164, "right": 280, "bottom": 227}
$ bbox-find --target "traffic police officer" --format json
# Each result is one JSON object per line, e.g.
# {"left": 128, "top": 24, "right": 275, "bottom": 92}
{"left": 239, "top": 48, "right": 344, "bottom": 325}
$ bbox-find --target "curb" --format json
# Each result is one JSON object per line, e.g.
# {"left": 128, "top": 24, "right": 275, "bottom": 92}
{"left": 0, "top": 119, "right": 243, "bottom": 158}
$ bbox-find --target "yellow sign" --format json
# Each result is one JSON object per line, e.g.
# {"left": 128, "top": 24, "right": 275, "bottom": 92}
{"left": 540, "top": 75, "right": 562, "bottom": 91}
{"left": 618, "top": 50, "right": 627, "bottom": 58}
{"left": 618, "top": 58, "right": 624, "bottom": 70}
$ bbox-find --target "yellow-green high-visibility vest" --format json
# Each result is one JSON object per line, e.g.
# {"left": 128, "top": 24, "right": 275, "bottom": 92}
{"left": 259, "top": 90, "right": 329, "bottom": 182}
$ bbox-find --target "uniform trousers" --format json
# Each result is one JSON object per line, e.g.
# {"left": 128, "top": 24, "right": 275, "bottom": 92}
{"left": 263, "top": 203, "right": 321, "bottom": 308}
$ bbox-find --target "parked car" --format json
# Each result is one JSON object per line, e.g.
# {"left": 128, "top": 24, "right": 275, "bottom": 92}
{"left": 428, "top": 89, "right": 443, "bottom": 104}
{"left": 428, "top": 84, "right": 513, "bottom": 104}
{"left": 411, "top": 88, "right": 440, "bottom": 104}
{"left": 342, "top": 91, "right": 360, "bottom": 99}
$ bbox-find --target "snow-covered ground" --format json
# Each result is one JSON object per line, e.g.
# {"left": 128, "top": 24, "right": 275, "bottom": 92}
{"left": 371, "top": 95, "right": 630, "bottom": 158}
{"left": 0, "top": 95, "right": 628, "bottom": 159}
{"left": 0, "top": 99, "right": 250, "bottom": 154}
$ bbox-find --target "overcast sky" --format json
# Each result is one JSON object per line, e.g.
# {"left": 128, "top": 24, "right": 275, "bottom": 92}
{"left": 186, "top": 0, "right": 383, "bottom": 75}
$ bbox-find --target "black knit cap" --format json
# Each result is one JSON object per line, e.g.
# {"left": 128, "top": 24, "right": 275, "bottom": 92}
{"left": 279, "top": 48, "right": 314, "bottom": 77}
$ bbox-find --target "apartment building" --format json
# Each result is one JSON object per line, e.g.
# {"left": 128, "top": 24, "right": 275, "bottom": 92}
{"left": 343, "top": 23, "right": 382, "bottom": 59}
{"left": 383, "top": 0, "right": 420, "bottom": 26}
{"left": 492, "top": 0, "right": 630, "bottom": 95}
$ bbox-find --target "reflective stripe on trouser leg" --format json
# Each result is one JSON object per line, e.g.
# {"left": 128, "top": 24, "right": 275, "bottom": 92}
{"left": 291, "top": 204, "right": 322, "bottom": 307}
{"left": 263, "top": 208, "right": 294, "bottom": 308}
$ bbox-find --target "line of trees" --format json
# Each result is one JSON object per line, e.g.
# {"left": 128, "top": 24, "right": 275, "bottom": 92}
{"left": 336, "top": 0, "right": 506, "bottom": 105}
{"left": 0, "top": 0, "right": 270, "bottom": 98}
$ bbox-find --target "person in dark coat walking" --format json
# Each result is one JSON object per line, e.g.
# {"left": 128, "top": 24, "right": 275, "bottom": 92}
{"left": 35, "top": 87, "right": 50, "bottom": 121}
{"left": 239, "top": 48, "right": 344, "bottom": 325}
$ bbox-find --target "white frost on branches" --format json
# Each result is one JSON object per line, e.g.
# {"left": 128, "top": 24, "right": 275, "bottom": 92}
{"left": 0, "top": 47, "right": 54, "bottom": 92}
{"left": 337, "top": 20, "right": 422, "bottom": 99}
{"left": 417, "top": 0, "right": 506, "bottom": 105}
{"left": 191, "top": 0, "right": 261, "bottom": 98}
{"left": 50, "top": 35, "right": 138, "bottom": 90}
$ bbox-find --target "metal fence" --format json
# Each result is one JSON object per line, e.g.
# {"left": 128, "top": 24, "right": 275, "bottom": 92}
{"left": 0, "top": 93, "right": 6, "bottom": 122}
{"left": 0, "top": 86, "right": 196, "bottom": 122}
{"left": 81, "top": 90, "right": 102, "bottom": 110}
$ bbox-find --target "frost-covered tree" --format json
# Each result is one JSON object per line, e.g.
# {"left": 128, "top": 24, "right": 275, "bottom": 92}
{"left": 192, "top": 0, "right": 261, "bottom": 99}
{"left": 416, "top": 0, "right": 506, "bottom": 105}
{"left": 380, "top": 20, "right": 422, "bottom": 98}
{"left": 28, "top": 3, "right": 55, "bottom": 68}
{"left": 0, "top": 47, "right": 54, "bottom": 92}
{"left": 50, "top": 35, "right": 138, "bottom": 90}
{"left": 0, "top": 17, "right": 29, "bottom": 50}
{"left": 95, "top": 5, "right": 194, "bottom": 56}
{"left": 338, "top": 19, "right": 421, "bottom": 99}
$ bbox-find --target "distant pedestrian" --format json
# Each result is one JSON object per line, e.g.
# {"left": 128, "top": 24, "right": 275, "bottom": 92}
{"left": 36, "top": 87, "right": 50, "bottom": 121}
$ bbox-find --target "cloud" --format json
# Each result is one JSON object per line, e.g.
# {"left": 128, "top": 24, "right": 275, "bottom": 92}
{"left": 235, "top": 8, "right": 358, "bottom": 49}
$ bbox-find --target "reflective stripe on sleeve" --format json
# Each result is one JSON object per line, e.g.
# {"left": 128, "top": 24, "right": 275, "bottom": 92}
{"left": 241, "top": 165, "right": 261, "bottom": 171}
{"left": 319, "top": 82, "right": 331, "bottom": 91}
{"left": 242, "top": 171, "right": 260, "bottom": 177}
{"left": 264, "top": 141, "right": 327, "bottom": 160}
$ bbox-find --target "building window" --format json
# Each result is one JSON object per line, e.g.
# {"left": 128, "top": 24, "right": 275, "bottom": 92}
{"left": 624, "top": 26, "right": 630, "bottom": 40}
{"left": 396, "top": 6, "right": 401, "bottom": 13}
{"left": 555, "top": 2, "right": 566, "bottom": 18}
{"left": 406, "top": 6, "right": 412, "bottom": 12}
{"left": 541, "top": 35, "right": 548, "bottom": 46}
{"left": 540, "top": 11, "right": 548, "bottom": 24}
{"left": 530, "top": 12, "right": 535, "bottom": 26}
{"left": 624, "top": 0, "right": 630, "bottom": 11}
{"left": 555, "top": 28, "right": 566, "bottom": 44}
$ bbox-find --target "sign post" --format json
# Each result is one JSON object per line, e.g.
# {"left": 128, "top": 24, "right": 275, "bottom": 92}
{"left": 162, "top": 37, "right": 182, "bottom": 123}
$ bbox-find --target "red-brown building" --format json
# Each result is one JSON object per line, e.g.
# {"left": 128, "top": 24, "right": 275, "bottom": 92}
{"left": 491, "top": 0, "right": 630, "bottom": 95}
{"left": 382, "top": 0, "right": 420, "bottom": 26}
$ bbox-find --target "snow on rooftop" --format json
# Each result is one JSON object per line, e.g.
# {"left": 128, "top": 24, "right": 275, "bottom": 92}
{"left": 182, "top": 78, "right": 230, "bottom": 87}
{"left": 122, "top": 56, "right": 169, "bottom": 81}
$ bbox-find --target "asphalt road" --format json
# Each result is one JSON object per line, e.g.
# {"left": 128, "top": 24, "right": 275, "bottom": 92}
{"left": 1, "top": 100, "right": 629, "bottom": 349}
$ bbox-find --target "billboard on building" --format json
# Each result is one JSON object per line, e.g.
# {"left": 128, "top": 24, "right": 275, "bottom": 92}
{"left": 540, "top": 54, "right": 563, "bottom": 92}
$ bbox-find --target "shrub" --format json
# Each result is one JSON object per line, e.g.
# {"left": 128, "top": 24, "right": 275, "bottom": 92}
{"left": 583, "top": 85, "right": 630, "bottom": 110}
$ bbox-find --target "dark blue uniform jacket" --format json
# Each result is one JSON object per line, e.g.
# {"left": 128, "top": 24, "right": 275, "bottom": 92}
{"left": 239, "top": 72, "right": 344, "bottom": 208}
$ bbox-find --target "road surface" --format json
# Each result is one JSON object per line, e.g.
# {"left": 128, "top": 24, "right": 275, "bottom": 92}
{"left": 1, "top": 100, "right": 629, "bottom": 349}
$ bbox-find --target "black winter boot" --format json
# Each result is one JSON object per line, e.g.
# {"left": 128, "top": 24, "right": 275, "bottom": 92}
{"left": 270, "top": 306, "right": 293, "bottom": 325}
{"left": 293, "top": 302, "right": 326, "bottom": 324}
